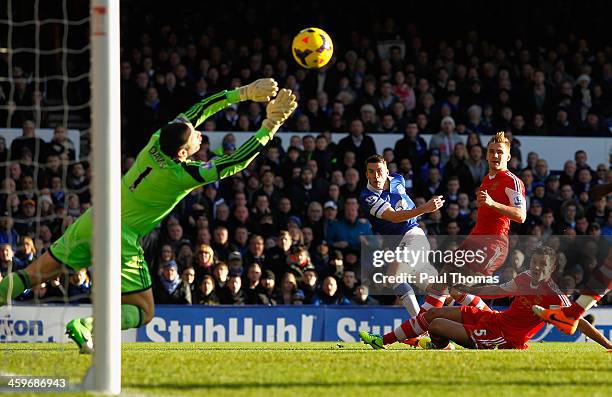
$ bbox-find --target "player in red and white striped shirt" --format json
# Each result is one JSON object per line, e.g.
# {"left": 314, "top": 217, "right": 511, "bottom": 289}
{"left": 423, "top": 131, "right": 526, "bottom": 313}
{"left": 533, "top": 183, "right": 612, "bottom": 338}
{"left": 419, "top": 246, "right": 611, "bottom": 350}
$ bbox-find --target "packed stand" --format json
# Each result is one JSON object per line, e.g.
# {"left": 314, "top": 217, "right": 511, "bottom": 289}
{"left": 0, "top": 0, "right": 611, "bottom": 306}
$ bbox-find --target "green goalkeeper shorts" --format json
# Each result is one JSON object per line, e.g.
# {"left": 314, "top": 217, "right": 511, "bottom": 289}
{"left": 48, "top": 208, "right": 152, "bottom": 294}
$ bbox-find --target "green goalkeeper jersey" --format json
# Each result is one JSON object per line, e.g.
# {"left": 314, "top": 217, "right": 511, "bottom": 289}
{"left": 121, "top": 88, "right": 273, "bottom": 236}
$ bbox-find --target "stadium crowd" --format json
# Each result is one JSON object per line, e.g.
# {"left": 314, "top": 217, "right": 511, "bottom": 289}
{"left": 0, "top": 0, "right": 611, "bottom": 307}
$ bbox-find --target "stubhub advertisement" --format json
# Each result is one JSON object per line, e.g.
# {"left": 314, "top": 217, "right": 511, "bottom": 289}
{"left": 2, "top": 305, "right": 611, "bottom": 344}
{"left": 138, "top": 305, "right": 612, "bottom": 343}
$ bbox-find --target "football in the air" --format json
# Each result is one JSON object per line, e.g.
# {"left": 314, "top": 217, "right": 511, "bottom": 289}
{"left": 291, "top": 27, "right": 333, "bottom": 69}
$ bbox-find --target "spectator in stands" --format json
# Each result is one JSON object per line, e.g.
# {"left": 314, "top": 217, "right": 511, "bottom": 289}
{"left": 48, "top": 125, "right": 76, "bottom": 161}
{"left": 18, "top": 174, "right": 37, "bottom": 204}
{"left": 0, "top": 216, "right": 19, "bottom": 250}
{"left": 299, "top": 268, "right": 318, "bottom": 304}
{"left": 340, "top": 269, "right": 358, "bottom": 301}
{"left": 153, "top": 243, "right": 175, "bottom": 275}
{"left": 554, "top": 108, "right": 575, "bottom": 135}
{"left": 243, "top": 262, "right": 262, "bottom": 304}
{"left": 340, "top": 168, "right": 361, "bottom": 200}
{"left": 244, "top": 234, "right": 266, "bottom": 267}
{"left": 13, "top": 199, "right": 37, "bottom": 237}
{"left": 554, "top": 157, "right": 572, "bottom": 183}
{"left": 229, "top": 205, "right": 254, "bottom": 234}
{"left": 231, "top": 225, "right": 248, "bottom": 256}
{"left": 374, "top": 81, "right": 398, "bottom": 115}
{"left": 334, "top": 119, "right": 377, "bottom": 171}
{"left": 0, "top": 243, "right": 24, "bottom": 276}
{"left": 218, "top": 272, "right": 245, "bottom": 305}
{"left": 153, "top": 260, "right": 192, "bottom": 305}
{"left": 420, "top": 166, "right": 443, "bottom": 200}
{"left": 15, "top": 235, "right": 36, "bottom": 265}
{"left": 586, "top": 196, "right": 607, "bottom": 226}
{"left": 326, "top": 198, "right": 372, "bottom": 251}
{"left": 594, "top": 164, "right": 609, "bottom": 185}
{"left": 393, "top": 121, "right": 428, "bottom": 168}
{"left": 274, "top": 272, "right": 303, "bottom": 305}
{"left": 466, "top": 144, "right": 487, "bottom": 187}
{"left": 67, "top": 162, "right": 90, "bottom": 204}
{"left": 227, "top": 251, "right": 244, "bottom": 276}
{"left": 290, "top": 168, "right": 326, "bottom": 217}
{"left": 312, "top": 275, "right": 350, "bottom": 305}
{"left": 352, "top": 285, "right": 379, "bottom": 305}
{"left": 560, "top": 201, "right": 581, "bottom": 231}
{"left": 429, "top": 116, "right": 462, "bottom": 165}
{"left": 466, "top": 105, "right": 487, "bottom": 135}
{"left": 256, "top": 170, "right": 282, "bottom": 209}
{"left": 194, "top": 275, "right": 219, "bottom": 305}
{"left": 211, "top": 225, "right": 235, "bottom": 262}
{"left": 443, "top": 143, "right": 474, "bottom": 193}
{"left": 10, "top": 120, "right": 47, "bottom": 163}
{"left": 212, "top": 261, "right": 229, "bottom": 292}
{"left": 181, "top": 266, "right": 197, "bottom": 297}
{"left": 265, "top": 230, "right": 293, "bottom": 280}
{"left": 67, "top": 268, "right": 91, "bottom": 303}
{"left": 534, "top": 159, "right": 550, "bottom": 182}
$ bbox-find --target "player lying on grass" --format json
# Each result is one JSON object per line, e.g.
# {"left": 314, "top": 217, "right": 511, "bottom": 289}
{"left": 533, "top": 183, "right": 612, "bottom": 336}
{"left": 0, "top": 79, "right": 297, "bottom": 353}
{"left": 359, "top": 154, "right": 444, "bottom": 319}
{"left": 361, "top": 245, "right": 612, "bottom": 350}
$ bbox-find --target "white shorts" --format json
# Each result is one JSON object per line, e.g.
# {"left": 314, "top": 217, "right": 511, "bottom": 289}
{"left": 391, "top": 226, "right": 438, "bottom": 292}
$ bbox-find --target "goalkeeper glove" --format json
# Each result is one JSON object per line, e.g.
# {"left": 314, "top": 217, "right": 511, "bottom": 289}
{"left": 261, "top": 89, "right": 298, "bottom": 132}
{"left": 239, "top": 78, "right": 279, "bottom": 102}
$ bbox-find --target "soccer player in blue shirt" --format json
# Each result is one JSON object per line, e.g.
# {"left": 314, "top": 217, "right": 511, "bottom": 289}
{"left": 360, "top": 154, "right": 444, "bottom": 321}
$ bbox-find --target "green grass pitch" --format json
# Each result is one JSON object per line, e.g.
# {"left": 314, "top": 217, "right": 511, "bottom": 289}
{"left": 1, "top": 342, "right": 611, "bottom": 396}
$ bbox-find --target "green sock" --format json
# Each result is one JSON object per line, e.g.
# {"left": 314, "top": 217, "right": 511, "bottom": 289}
{"left": 121, "top": 304, "right": 144, "bottom": 330}
{"left": 82, "top": 316, "right": 94, "bottom": 332}
{"left": 0, "top": 270, "right": 30, "bottom": 306}
{"left": 77, "top": 306, "right": 143, "bottom": 332}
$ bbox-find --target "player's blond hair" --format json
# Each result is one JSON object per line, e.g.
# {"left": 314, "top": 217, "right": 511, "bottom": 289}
{"left": 487, "top": 131, "right": 511, "bottom": 151}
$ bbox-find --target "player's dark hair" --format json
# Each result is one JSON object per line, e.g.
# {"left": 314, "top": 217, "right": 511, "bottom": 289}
{"left": 365, "top": 154, "right": 386, "bottom": 166}
{"left": 159, "top": 122, "right": 191, "bottom": 158}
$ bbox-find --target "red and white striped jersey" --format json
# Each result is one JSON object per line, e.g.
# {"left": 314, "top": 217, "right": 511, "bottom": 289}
{"left": 471, "top": 169, "right": 525, "bottom": 236}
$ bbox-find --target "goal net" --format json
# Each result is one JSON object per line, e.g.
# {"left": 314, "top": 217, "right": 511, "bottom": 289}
{"left": 0, "top": 0, "right": 120, "bottom": 393}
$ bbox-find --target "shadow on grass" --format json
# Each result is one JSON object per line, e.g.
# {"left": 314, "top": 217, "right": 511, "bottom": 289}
{"left": 126, "top": 379, "right": 610, "bottom": 390}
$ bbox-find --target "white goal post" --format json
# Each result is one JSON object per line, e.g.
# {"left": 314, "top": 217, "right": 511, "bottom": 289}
{"left": 87, "top": 0, "right": 121, "bottom": 394}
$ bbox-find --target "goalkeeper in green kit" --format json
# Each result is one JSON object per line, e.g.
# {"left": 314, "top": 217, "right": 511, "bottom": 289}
{"left": 0, "top": 79, "right": 297, "bottom": 353}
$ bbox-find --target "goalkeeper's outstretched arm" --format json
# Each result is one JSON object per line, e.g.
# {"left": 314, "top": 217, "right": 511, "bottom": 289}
{"left": 175, "top": 78, "right": 279, "bottom": 129}
{"left": 193, "top": 88, "right": 297, "bottom": 185}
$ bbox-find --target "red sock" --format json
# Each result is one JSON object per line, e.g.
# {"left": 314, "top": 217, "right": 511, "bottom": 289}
{"left": 420, "top": 292, "right": 447, "bottom": 312}
{"left": 564, "top": 294, "right": 603, "bottom": 319}
{"left": 455, "top": 293, "right": 491, "bottom": 311}
{"left": 383, "top": 331, "right": 398, "bottom": 345}
{"left": 564, "top": 302, "right": 586, "bottom": 320}
{"left": 383, "top": 313, "right": 428, "bottom": 345}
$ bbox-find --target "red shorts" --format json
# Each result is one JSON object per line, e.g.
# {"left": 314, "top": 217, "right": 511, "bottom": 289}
{"left": 460, "top": 306, "right": 522, "bottom": 350}
{"left": 456, "top": 235, "right": 509, "bottom": 276}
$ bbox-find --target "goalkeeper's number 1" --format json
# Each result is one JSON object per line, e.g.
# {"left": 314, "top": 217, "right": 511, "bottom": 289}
{"left": 129, "top": 166, "right": 152, "bottom": 191}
